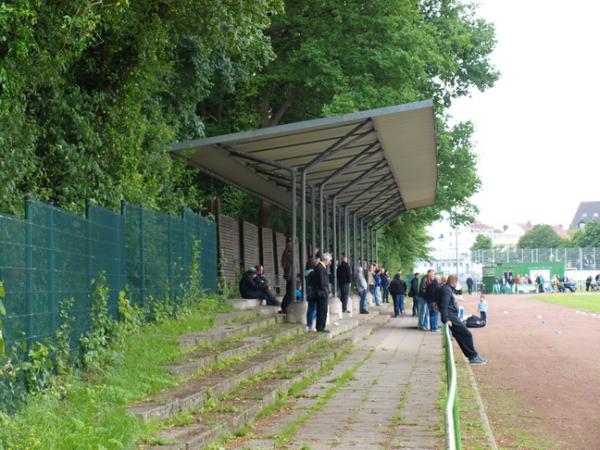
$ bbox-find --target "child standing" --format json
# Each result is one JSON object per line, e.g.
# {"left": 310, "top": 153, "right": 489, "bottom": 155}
{"left": 478, "top": 295, "right": 488, "bottom": 321}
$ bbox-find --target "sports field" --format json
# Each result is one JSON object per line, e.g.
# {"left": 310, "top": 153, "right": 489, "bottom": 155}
{"left": 533, "top": 292, "right": 600, "bottom": 313}
{"left": 459, "top": 294, "right": 600, "bottom": 449}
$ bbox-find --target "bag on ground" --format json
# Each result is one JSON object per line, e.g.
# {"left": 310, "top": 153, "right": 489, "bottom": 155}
{"left": 465, "top": 315, "right": 486, "bottom": 328}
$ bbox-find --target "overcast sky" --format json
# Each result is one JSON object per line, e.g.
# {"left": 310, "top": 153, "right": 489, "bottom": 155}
{"left": 449, "top": 0, "right": 600, "bottom": 228}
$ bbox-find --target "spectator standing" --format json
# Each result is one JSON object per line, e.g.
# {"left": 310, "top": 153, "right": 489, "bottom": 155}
{"left": 586, "top": 276, "right": 593, "bottom": 292}
{"left": 310, "top": 252, "right": 332, "bottom": 333}
{"left": 408, "top": 272, "right": 420, "bottom": 317}
{"left": 281, "top": 237, "right": 294, "bottom": 313}
{"left": 336, "top": 256, "right": 352, "bottom": 313}
{"left": 381, "top": 269, "right": 390, "bottom": 303}
{"left": 420, "top": 269, "right": 439, "bottom": 332}
{"left": 389, "top": 272, "right": 407, "bottom": 317}
{"left": 478, "top": 295, "right": 488, "bottom": 321}
{"left": 492, "top": 277, "right": 501, "bottom": 294}
{"left": 466, "top": 277, "right": 474, "bottom": 295}
{"left": 438, "top": 275, "right": 487, "bottom": 365}
{"left": 355, "top": 265, "right": 369, "bottom": 314}
{"left": 367, "top": 265, "right": 375, "bottom": 303}
{"left": 239, "top": 267, "right": 281, "bottom": 307}
{"left": 304, "top": 257, "right": 318, "bottom": 331}
{"left": 373, "top": 268, "right": 383, "bottom": 306}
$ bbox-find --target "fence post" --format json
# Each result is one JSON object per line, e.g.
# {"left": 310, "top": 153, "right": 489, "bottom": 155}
{"left": 536, "top": 248, "right": 539, "bottom": 262}
{"left": 24, "top": 196, "right": 33, "bottom": 351}
{"left": 48, "top": 205, "right": 57, "bottom": 335}
{"left": 120, "top": 201, "right": 127, "bottom": 298}
{"left": 140, "top": 207, "right": 146, "bottom": 307}
{"left": 182, "top": 209, "right": 188, "bottom": 286}
{"left": 85, "top": 201, "right": 92, "bottom": 294}
{"left": 579, "top": 248, "right": 583, "bottom": 270}
{"left": 167, "top": 215, "right": 173, "bottom": 299}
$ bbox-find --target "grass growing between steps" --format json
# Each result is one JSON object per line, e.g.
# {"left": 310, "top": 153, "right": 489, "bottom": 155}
{"left": 273, "top": 349, "right": 373, "bottom": 447}
{"left": 202, "top": 341, "right": 356, "bottom": 450}
{"left": 0, "top": 296, "right": 232, "bottom": 450}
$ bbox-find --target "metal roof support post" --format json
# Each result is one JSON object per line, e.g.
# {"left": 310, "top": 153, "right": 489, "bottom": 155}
{"left": 360, "top": 219, "right": 364, "bottom": 263}
{"left": 311, "top": 185, "right": 316, "bottom": 257}
{"left": 291, "top": 169, "right": 297, "bottom": 304}
{"left": 366, "top": 224, "right": 370, "bottom": 264}
{"left": 301, "top": 171, "right": 307, "bottom": 300}
{"left": 375, "top": 228, "right": 378, "bottom": 263}
{"left": 319, "top": 188, "right": 324, "bottom": 252}
{"left": 332, "top": 197, "right": 338, "bottom": 298}
{"left": 353, "top": 214, "right": 358, "bottom": 273}
{"left": 344, "top": 206, "right": 349, "bottom": 259}
{"left": 325, "top": 197, "right": 330, "bottom": 252}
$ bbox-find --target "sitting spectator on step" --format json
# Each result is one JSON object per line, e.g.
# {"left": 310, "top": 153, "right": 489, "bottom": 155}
{"left": 239, "top": 267, "right": 281, "bottom": 307}
{"left": 255, "top": 264, "right": 269, "bottom": 288}
{"left": 439, "top": 274, "right": 487, "bottom": 365}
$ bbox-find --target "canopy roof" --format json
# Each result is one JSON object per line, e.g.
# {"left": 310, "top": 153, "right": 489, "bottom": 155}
{"left": 171, "top": 100, "right": 438, "bottom": 224}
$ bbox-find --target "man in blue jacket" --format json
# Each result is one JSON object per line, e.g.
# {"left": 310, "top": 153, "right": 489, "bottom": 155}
{"left": 439, "top": 274, "right": 487, "bottom": 365}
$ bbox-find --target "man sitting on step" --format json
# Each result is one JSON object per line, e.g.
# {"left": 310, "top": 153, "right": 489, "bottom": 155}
{"left": 239, "top": 267, "right": 281, "bottom": 307}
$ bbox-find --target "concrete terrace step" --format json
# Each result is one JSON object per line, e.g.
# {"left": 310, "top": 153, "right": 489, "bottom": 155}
{"left": 148, "top": 314, "right": 389, "bottom": 450}
{"left": 129, "top": 331, "right": 321, "bottom": 423}
{"left": 226, "top": 298, "right": 281, "bottom": 313}
{"left": 178, "top": 314, "right": 285, "bottom": 350}
{"left": 164, "top": 323, "right": 304, "bottom": 378}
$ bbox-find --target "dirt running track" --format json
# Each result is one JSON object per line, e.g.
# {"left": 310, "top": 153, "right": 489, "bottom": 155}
{"left": 460, "top": 294, "right": 600, "bottom": 449}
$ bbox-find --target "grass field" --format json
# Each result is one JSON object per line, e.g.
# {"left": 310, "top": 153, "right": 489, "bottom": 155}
{"left": 533, "top": 293, "right": 600, "bottom": 313}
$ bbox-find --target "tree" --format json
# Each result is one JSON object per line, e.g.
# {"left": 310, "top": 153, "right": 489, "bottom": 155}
{"left": 471, "top": 235, "right": 493, "bottom": 251}
{"left": 517, "top": 225, "right": 563, "bottom": 249}
{"left": 572, "top": 221, "right": 600, "bottom": 247}
{"left": 202, "top": 0, "right": 498, "bottom": 266}
{"left": 0, "top": 1, "right": 282, "bottom": 215}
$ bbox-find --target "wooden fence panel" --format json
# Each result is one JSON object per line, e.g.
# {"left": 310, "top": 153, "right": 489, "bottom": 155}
{"left": 242, "top": 221, "right": 260, "bottom": 272}
{"left": 260, "top": 227, "right": 277, "bottom": 287}
{"left": 218, "top": 214, "right": 240, "bottom": 288}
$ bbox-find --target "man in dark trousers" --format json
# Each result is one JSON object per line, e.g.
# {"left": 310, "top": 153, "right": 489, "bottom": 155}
{"left": 336, "top": 255, "right": 352, "bottom": 313}
{"left": 420, "top": 269, "right": 439, "bottom": 332}
{"left": 389, "top": 271, "right": 408, "bottom": 317}
{"left": 409, "top": 272, "right": 420, "bottom": 316}
{"left": 310, "top": 252, "right": 332, "bottom": 333}
{"left": 439, "top": 274, "right": 487, "bottom": 365}
{"left": 466, "top": 276, "right": 474, "bottom": 295}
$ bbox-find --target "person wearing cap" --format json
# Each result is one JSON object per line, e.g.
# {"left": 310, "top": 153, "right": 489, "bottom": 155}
{"left": 239, "top": 266, "right": 280, "bottom": 307}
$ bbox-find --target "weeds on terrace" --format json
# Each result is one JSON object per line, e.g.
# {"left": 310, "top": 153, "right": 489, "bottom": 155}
{"left": 0, "top": 249, "right": 231, "bottom": 449}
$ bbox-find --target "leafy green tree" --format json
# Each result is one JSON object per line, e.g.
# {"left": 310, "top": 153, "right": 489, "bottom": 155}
{"left": 517, "top": 225, "right": 563, "bottom": 249}
{"left": 471, "top": 235, "right": 493, "bottom": 251}
{"left": 0, "top": 0, "right": 281, "bottom": 215}
{"left": 572, "top": 221, "right": 600, "bottom": 247}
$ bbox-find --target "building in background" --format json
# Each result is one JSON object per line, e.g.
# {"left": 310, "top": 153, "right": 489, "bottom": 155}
{"left": 570, "top": 201, "right": 600, "bottom": 230}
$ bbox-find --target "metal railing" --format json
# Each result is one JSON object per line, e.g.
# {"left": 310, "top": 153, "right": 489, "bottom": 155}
{"left": 444, "top": 322, "right": 461, "bottom": 450}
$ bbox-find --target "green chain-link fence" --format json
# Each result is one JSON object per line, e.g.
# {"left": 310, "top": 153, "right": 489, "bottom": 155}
{"left": 0, "top": 198, "right": 217, "bottom": 351}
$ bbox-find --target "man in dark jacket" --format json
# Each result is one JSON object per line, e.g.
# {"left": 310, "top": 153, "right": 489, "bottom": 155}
{"left": 389, "top": 272, "right": 408, "bottom": 317}
{"left": 420, "top": 269, "right": 439, "bottom": 331}
{"left": 409, "top": 272, "right": 420, "bottom": 317}
{"left": 310, "top": 252, "right": 332, "bottom": 332}
{"left": 239, "top": 267, "right": 280, "bottom": 307}
{"left": 439, "top": 275, "right": 486, "bottom": 365}
{"left": 466, "top": 277, "right": 474, "bottom": 295}
{"left": 336, "top": 256, "right": 352, "bottom": 313}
